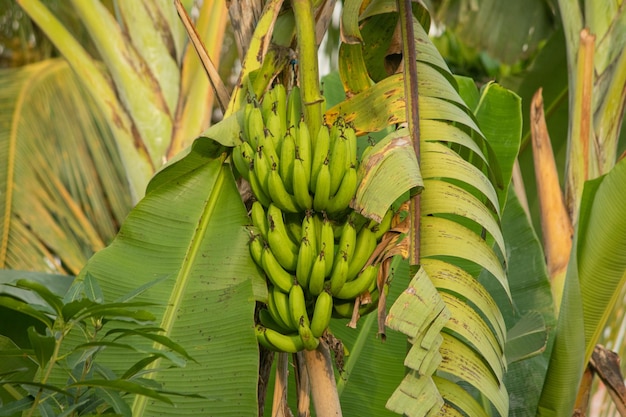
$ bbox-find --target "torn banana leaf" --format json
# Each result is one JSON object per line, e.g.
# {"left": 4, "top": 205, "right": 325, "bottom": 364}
{"left": 352, "top": 128, "right": 422, "bottom": 223}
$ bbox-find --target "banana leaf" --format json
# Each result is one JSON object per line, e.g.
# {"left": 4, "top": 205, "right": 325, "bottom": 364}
{"left": 538, "top": 158, "right": 626, "bottom": 416}
{"left": 59, "top": 143, "right": 266, "bottom": 416}
{"left": 0, "top": 60, "right": 131, "bottom": 275}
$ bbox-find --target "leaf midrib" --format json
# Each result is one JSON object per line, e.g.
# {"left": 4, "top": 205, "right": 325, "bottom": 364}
{"left": 131, "top": 164, "right": 226, "bottom": 414}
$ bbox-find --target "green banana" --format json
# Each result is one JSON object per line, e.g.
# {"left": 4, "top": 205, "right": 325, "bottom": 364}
{"left": 284, "top": 213, "right": 303, "bottom": 246}
{"left": 301, "top": 213, "right": 317, "bottom": 249}
{"left": 344, "top": 125, "right": 358, "bottom": 168}
{"left": 313, "top": 162, "right": 331, "bottom": 212}
{"left": 268, "top": 168, "right": 300, "bottom": 213}
{"left": 295, "top": 121, "right": 312, "bottom": 185}
{"left": 245, "top": 105, "right": 264, "bottom": 149}
{"left": 267, "top": 287, "right": 294, "bottom": 330}
{"left": 268, "top": 286, "right": 298, "bottom": 331}
{"left": 253, "top": 145, "right": 272, "bottom": 197}
{"left": 232, "top": 143, "right": 252, "bottom": 181}
{"left": 250, "top": 201, "right": 269, "bottom": 240}
{"left": 319, "top": 216, "right": 335, "bottom": 277}
{"left": 248, "top": 232, "right": 264, "bottom": 267}
{"left": 279, "top": 129, "right": 296, "bottom": 193}
{"left": 333, "top": 264, "right": 379, "bottom": 300}
{"left": 265, "top": 109, "right": 283, "bottom": 152}
{"left": 286, "top": 85, "right": 302, "bottom": 130}
{"left": 272, "top": 285, "right": 297, "bottom": 329}
{"left": 328, "top": 132, "right": 348, "bottom": 196}
{"left": 258, "top": 131, "right": 281, "bottom": 171}
{"left": 259, "top": 308, "right": 292, "bottom": 334}
{"left": 346, "top": 225, "right": 378, "bottom": 280}
{"left": 296, "top": 233, "right": 316, "bottom": 288}
{"left": 243, "top": 101, "right": 255, "bottom": 140}
{"left": 273, "top": 84, "right": 287, "bottom": 130}
{"left": 255, "top": 324, "right": 275, "bottom": 351}
{"left": 261, "top": 87, "right": 275, "bottom": 121}
{"left": 289, "top": 283, "right": 310, "bottom": 328}
{"left": 261, "top": 244, "right": 295, "bottom": 293}
{"left": 267, "top": 204, "right": 299, "bottom": 271}
{"left": 310, "top": 290, "right": 333, "bottom": 337}
{"left": 336, "top": 217, "right": 357, "bottom": 263}
{"left": 310, "top": 125, "right": 330, "bottom": 193}
{"left": 308, "top": 251, "right": 327, "bottom": 296}
{"left": 371, "top": 208, "right": 394, "bottom": 240}
{"left": 326, "top": 166, "right": 357, "bottom": 215}
{"left": 248, "top": 168, "right": 272, "bottom": 207}
{"left": 298, "top": 321, "right": 319, "bottom": 351}
{"left": 332, "top": 286, "right": 381, "bottom": 319}
{"left": 264, "top": 326, "right": 305, "bottom": 353}
{"left": 329, "top": 250, "right": 349, "bottom": 295}
{"left": 296, "top": 241, "right": 315, "bottom": 290}
{"left": 292, "top": 158, "right": 313, "bottom": 210}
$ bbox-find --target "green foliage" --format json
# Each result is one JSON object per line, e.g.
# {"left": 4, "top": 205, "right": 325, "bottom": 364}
{"left": 0, "top": 273, "right": 196, "bottom": 416}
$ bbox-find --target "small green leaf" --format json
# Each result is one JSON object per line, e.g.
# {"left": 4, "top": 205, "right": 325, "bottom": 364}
{"left": 61, "top": 298, "right": 98, "bottom": 322}
{"left": 4, "top": 381, "right": 71, "bottom": 396}
{"left": 0, "top": 335, "right": 37, "bottom": 381}
{"left": 27, "top": 326, "right": 55, "bottom": 369}
{"left": 0, "top": 397, "right": 34, "bottom": 416}
{"left": 120, "top": 355, "right": 162, "bottom": 380}
{"left": 74, "top": 302, "right": 157, "bottom": 322}
{"left": 0, "top": 296, "right": 53, "bottom": 329}
{"left": 72, "top": 341, "right": 139, "bottom": 354}
{"left": 105, "top": 329, "right": 193, "bottom": 361}
{"left": 13, "top": 280, "right": 64, "bottom": 317}
{"left": 68, "top": 379, "right": 173, "bottom": 405}
{"left": 94, "top": 387, "right": 132, "bottom": 417}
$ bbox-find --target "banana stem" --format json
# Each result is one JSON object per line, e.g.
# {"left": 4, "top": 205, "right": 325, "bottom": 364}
{"left": 295, "top": 352, "right": 311, "bottom": 416}
{"left": 303, "top": 340, "right": 343, "bottom": 416}
{"left": 292, "top": 0, "right": 324, "bottom": 141}
{"left": 271, "top": 353, "right": 291, "bottom": 417}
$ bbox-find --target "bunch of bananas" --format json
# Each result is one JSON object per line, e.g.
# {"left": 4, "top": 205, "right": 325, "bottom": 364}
{"left": 233, "top": 85, "right": 392, "bottom": 353}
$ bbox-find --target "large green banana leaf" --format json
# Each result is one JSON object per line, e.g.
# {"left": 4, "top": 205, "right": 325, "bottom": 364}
{"left": 490, "top": 189, "right": 555, "bottom": 417}
{"left": 60, "top": 143, "right": 266, "bottom": 416}
{"left": 0, "top": 59, "right": 131, "bottom": 274}
{"left": 537, "top": 158, "right": 626, "bottom": 416}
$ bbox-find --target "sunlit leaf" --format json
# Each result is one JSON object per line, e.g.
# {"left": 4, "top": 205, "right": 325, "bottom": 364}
{"left": 354, "top": 128, "right": 422, "bottom": 221}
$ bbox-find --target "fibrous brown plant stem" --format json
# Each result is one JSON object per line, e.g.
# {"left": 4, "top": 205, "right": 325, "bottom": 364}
{"left": 303, "top": 341, "right": 342, "bottom": 416}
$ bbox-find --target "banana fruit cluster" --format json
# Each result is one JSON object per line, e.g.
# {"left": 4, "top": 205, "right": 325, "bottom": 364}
{"left": 234, "top": 85, "right": 391, "bottom": 353}
{"left": 233, "top": 85, "right": 358, "bottom": 216}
